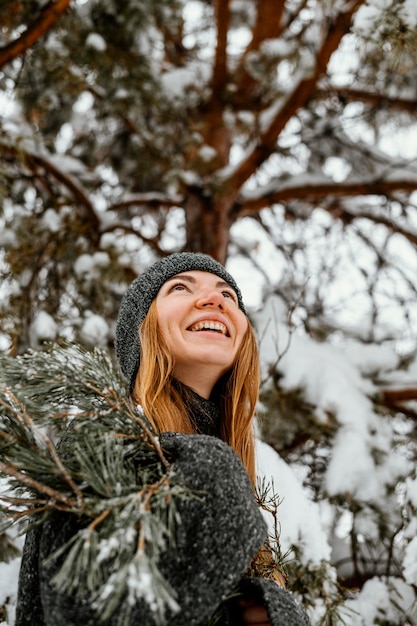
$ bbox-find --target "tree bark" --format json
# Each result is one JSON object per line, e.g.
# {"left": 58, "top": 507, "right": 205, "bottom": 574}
{"left": 0, "top": 0, "right": 71, "bottom": 70}
{"left": 184, "top": 189, "right": 234, "bottom": 264}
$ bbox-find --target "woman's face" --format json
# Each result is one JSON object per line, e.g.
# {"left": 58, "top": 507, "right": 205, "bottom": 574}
{"left": 155, "top": 270, "right": 248, "bottom": 397}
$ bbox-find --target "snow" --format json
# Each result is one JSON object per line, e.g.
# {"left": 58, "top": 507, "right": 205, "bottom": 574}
{"left": 41, "top": 208, "right": 61, "bottom": 233}
{"left": 0, "top": 0, "right": 415, "bottom": 621}
{"left": 403, "top": 537, "right": 417, "bottom": 586}
{"left": 406, "top": 476, "right": 417, "bottom": 507}
{"left": 343, "top": 339, "right": 400, "bottom": 375}
{"left": 86, "top": 32, "right": 107, "bottom": 51}
{"left": 80, "top": 313, "right": 110, "bottom": 346}
{"left": 160, "top": 61, "right": 211, "bottom": 99}
{"left": 74, "top": 252, "right": 111, "bottom": 280}
{"left": 29, "top": 311, "right": 58, "bottom": 347}
{"left": 0, "top": 557, "right": 20, "bottom": 625}
{"left": 48, "top": 153, "right": 86, "bottom": 175}
{"left": 354, "top": 0, "right": 417, "bottom": 35}
{"left": 256, "top": 439, "right": 331, "bottom": 565}
{"left": 0, "top": 228, "right": 17, "bottom": 247}
{"left": 255, "top": 294, "right": 413, "bottom": 503}
{"left": 401, "top": 0, "right": 417, "bottom": 28}
{"left": 340, "top": 577, "right": 415, "bottom": 625}
{"left": 353, "top": 3, "right": 384, "bottom": 34}
{"left": 198, "top": 145, "right": 218, "bottom": 162}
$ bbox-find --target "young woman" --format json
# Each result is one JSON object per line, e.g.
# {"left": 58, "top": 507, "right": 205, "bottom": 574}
{"left": 16, "top": 252, "right": 310, "bottom": 626}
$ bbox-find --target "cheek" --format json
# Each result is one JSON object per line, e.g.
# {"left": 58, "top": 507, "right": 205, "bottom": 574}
{"left": 156, "top": 300, "right": 172, "bottom": 327}
{"left": 155, "top": 304, "right": 171, "bottom": 343}
{"left": 159, "top": 317, "right": 175, "bottom": 344}
{"left": 237, "top": 316, "right": 248, "bottom": 343}
{"left": 156, "top": 302, "right": 183, "bottom": 343}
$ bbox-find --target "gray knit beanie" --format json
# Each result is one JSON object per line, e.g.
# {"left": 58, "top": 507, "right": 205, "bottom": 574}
{"left": 115, "top": 252, "right": 246, "bottom": 390}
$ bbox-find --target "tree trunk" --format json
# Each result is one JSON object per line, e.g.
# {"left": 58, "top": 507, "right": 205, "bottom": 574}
{"left": 184, "top": 189, "right": 234, "bottom": 264}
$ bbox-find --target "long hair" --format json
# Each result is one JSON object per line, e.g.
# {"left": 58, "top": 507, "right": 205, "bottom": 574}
{"left": 132, "top": 300, "right": 260, "bottom": 484}
{"left": 133, "top": 301, "right": 286, "bottom": 587}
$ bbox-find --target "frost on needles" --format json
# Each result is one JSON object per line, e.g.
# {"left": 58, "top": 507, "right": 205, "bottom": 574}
{"left": 0, "top": 344, "right": 185, "bottom": 625}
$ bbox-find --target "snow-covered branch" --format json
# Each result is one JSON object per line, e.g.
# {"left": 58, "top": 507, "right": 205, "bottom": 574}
{"left": 235, "top": 177, "right": 417, "bottom": 226}
{"left": 315, "top": 87, "right": 417, "bottom": 113}
{"left": 0, "top": 0, "right": 71, "bottom": 70}
{"left": 224, "top": 0, "right": 367, "bottom": 192}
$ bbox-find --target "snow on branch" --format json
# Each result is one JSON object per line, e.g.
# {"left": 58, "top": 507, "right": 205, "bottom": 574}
{"left": 235, "top": 177, "right": 417, "bottom": 224}
{"left": 315, "top": 87, "right": 417, "bottom": 113}
{"left": 0, "top": 139, "right": 98, "bottom": 228}
{"left": 0, "top": 344, "right": 185, "bottom": 625}
{"left": 0, "top": 0, "right": 71, "bottom": 70}
{"left": 223, "top": 0, "right": 367, "bottom": 193}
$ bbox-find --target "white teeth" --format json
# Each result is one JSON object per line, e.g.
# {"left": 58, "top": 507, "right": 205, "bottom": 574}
{"left": 190, "top": 321, "right": 227, "bottom": 335}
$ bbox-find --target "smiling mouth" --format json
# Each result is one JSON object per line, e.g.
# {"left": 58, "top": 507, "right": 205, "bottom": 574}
{"left": 189, "top": 321, "right": 228, "bottom": 336}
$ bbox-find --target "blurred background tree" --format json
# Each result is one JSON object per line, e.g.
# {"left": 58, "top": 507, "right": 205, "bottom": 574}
{"left": 1, "top": 1, "right": 417, "bottom": 624}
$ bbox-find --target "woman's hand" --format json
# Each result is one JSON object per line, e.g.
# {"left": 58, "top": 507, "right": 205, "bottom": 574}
{"left": 239, "top": 597, "right": 271, "bottom": 625}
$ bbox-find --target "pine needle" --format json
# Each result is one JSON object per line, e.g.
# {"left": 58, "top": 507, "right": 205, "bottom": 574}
{"left": 0, "top": 343, "right": 187, "bottom": 625}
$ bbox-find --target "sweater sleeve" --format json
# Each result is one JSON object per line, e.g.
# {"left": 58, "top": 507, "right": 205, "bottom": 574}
{"left": 15, "top": 524, "right": 46, "bottom": 626}
{"left": 16, "top": 433, "right": 267, "bottom": 626}
{"left": 238, "top": 577, "right": 311, "bottom": 626}
{"left": 158, "top": 432, "right": 267, "bottom": 625}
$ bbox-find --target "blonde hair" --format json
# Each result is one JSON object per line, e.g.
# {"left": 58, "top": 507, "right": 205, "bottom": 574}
{"left": 132, "top": 300, "right": 260, "bottom": 484}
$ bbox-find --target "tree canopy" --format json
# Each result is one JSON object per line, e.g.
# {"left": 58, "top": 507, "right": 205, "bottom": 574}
{"left": 1, "top": 1, "right": 417, "bottom": 624}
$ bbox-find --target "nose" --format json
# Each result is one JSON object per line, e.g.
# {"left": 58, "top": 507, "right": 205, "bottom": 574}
{"left": 196, "top": 288, "right": 224, "bottom": 309}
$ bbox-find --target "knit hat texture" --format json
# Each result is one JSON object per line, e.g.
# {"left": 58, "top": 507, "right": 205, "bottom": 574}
{"left": 115, "top": 252, "right": 246, "bottom": 389}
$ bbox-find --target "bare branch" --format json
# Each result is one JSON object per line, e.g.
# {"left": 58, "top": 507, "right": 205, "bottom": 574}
{"left": 0, "top": 0, "right": 72, "bottom": 70}
{"left": 239, "top": 0, "right": 287, "bottom": 62}
{"left": 315, "top": 87, "right": 417, "bottom": 114}
{"left": 231, "top": 0, "right": 288, "bottom": 108}
{"left": 212, "top": 0, "right": 230, "bottom": 98}
{"left": 380, "top": 388, "right": 417, "bottom": 403}
{"left": 234, "top": 178, "right": 417, "bottom": 229}
{"left": 224, "top": 1, "right": 367, "bottom": 195}
{"left": 108, "top": 193, "right": 183, "bottom": 212}
{"left": 375, "top": 387, "right": 417, "bottom": 420}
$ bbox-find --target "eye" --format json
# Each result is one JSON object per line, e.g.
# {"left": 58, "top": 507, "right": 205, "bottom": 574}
{"left": 222, "top": 289, "right": 237, "bottom": 303}
{"left": 169, "top": 281, "right": 188, "bottom": 293}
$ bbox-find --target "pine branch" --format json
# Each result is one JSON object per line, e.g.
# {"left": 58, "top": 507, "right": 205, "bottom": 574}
{"left": 0, "top": 344, "right": 188, "bottom": 625}
{"left": 0, "top": 141, "right": 98, "bottom": 227}
{"left": 1, "top": 386, "right": 84, "bottom": 504}
{"left": 248, "top": 478, "right": 289, "bottom": 587}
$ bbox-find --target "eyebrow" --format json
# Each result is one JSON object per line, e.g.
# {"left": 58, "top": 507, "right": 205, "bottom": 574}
{"left": 166, "top": 274, "right": 232, "bottom": 290}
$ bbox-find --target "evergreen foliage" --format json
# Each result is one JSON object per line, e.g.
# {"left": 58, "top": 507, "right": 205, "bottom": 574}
{"left": 0, "top": 344, "right": 186, "bottom": 624}
{"left": 0, "top": 343, "right": 287, "bottom": 624}
{"left": 1, "top": 1, "right": 417, "bottom": 623}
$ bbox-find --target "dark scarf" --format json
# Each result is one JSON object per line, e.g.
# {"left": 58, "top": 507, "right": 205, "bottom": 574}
{"left": 173, "top": 380, "right": 221, "bottom": 437}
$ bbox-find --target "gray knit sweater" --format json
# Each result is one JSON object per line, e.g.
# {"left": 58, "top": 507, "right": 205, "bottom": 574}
{"left": 15, "top": 393, "right": 310, "bottom": 626}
